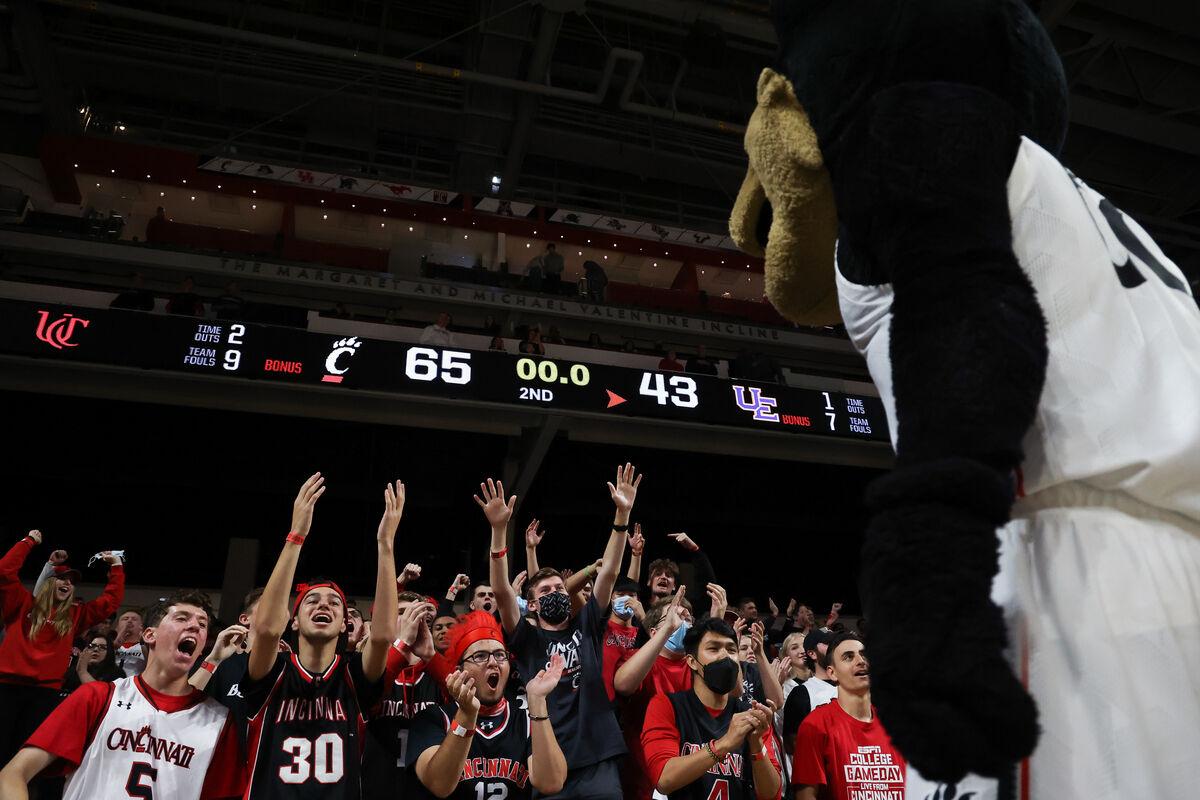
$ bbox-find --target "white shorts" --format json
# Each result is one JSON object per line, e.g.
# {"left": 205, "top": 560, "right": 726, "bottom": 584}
{"left": 908, "top": 482, "right": 1200, "bottom": 800}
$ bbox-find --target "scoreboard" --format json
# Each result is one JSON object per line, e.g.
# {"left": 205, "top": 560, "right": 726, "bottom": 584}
{"left": 4, "top": 300, "right": 889, "bottom": 442}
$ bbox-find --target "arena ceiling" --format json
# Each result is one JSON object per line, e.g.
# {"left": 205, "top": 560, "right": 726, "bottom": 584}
{"left": 3, "top": 0, "right": 1199, "bottom": 278}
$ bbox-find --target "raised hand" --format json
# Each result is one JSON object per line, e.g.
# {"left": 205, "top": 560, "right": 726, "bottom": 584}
{"left": 397, "top": 601, "right": 431, "bottom": 647}
{"left": 768, "top": 597, "right": 780, "bottom": 617}
{"left": 664, "top": 586, "right": 687, "bottom": 632}
{"left": 628, "top": 524, "right": 645, "bottom": 556}
{"left": 398, "top": 563, "right": 422, "bottom": 585}
{"left": 707, "top": 582, "right": 728, "bottom": 621}
{"left": 511, "top": 570, "right": 528, "bottom": 597}
{"left": 446, "top": 669, "right": 481, "bottom": 718}
{"left": 607, "top": 463, "right": 643, "bottom": 514}
{"left": 474, "top": 478, "right": 516, "bottom": 529}
{"left": 377, "top": 480, "right": 406, "bottom": 544}
{"left": 48, "top": 549, "right": 67, "bottom": 565}
{"left": 100, "top": 550, "right": 123, "bottom": 566}
{"left": 27, "top": 530, "right": 42, "bottom": 545}
{"left": 291, "top": 473, "right": 326, "bottom": 539}
{"left": 625, "top": 596, "right": 646, "bottom": 621}
{"left": 750, "top": 621, "right": 767, "bottom": 659}
{"left": 526, "top": 652, "right": 565, "bottom": 699}
{"left": 732, "top": 615, "right": 747, "bottom": 639}
{"left": 668, "top": 531, "right": 699, "bottom": 552}
{"left": 210, "top": 624, "right": 249, "bottom": 664}
{"left": 786, "top": 598, "right": 798, "bottom": 618}
{"left": 525, "top": 518, "right": 545, "bottom": 548}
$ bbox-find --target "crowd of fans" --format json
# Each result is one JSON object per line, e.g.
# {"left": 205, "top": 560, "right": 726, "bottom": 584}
{"left": 0, "top": 465, "right": 900, "bottom": 800}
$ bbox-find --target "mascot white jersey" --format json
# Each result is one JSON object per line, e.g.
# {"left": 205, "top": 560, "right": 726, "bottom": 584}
{"left": 837, "top": 136, "right": 1200, "bottom": 799}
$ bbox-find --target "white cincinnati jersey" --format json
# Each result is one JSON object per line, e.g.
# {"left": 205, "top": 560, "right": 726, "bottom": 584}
{"left": 837, "top": 136, "right": 1200, "bottom": 521}
{"left": 63, "top": 677, "right": 231, "bottom": 800}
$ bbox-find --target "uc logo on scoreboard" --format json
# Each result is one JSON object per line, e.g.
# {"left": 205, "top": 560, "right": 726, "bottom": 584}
{"left": 34, "top": 310, "right": 90, "bottom": 350}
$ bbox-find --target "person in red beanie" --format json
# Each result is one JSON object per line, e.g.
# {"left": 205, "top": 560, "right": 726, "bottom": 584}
{"left": 0, "top": 529, "right": 124, "bottom": 767}
{"left": 411, "top": 610, "right": 569, "bottom": 799}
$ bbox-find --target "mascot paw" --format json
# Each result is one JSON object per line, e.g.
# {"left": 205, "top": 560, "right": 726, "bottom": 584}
{"left": 861, "top": 459, "right": 1039, "bottom": 781}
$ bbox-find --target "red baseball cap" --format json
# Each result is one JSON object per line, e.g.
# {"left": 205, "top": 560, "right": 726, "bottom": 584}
{"left": 51, "top": 564, "right": 82, "bottom": 583}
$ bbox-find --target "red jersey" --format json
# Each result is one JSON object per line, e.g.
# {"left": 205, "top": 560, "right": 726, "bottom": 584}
{"left": 601, "top": 619, "right": 639, "bottom": 701}
{"left": 26, "top": 676, "right": 244, "bottom": 800}
{"left": 791, "top": 701, "right": 906, "bottom": 800}
{"left": 617, "top": 654, "right": 693, "bottom": 800}
{"left": 0, "top": 537, "right": 125, "bottom": 688}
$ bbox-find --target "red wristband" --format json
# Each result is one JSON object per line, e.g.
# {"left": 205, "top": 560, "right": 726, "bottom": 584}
{"left": 394, "top": 640, "right": 411, "bottom": 657}
{"left": 751, "top": 746, "right": 767, "bottom": 762}
{"left": 200, "top": 661, "right": 217, "bottom": 673}
{"left": 490, "top": 548, "right": 507, "bottom": 559}
{"left": 286, "top": 531, "right": 305, "bottom": 546}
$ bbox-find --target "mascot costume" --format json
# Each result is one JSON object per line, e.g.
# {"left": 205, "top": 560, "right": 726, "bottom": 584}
{"left": 729, "top": 1, "right": 1200, "bottom": 797}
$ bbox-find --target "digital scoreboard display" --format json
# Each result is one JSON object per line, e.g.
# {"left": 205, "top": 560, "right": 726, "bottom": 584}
{"left": 4, "top": 300, "right": 889, "bottom": 442}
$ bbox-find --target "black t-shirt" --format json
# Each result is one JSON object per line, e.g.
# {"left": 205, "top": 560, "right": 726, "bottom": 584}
{"left": 781, "top": 683, "right": 811, "bottom": 749}
{"left": 362, "top": 651, "right": 444, "bottom": 800}
{"left": 243, "top": 650, "right": 384, "bottom": 800}
{"left": 408, "top": 699, "right": 535, "bottom": 799}
{"left": 685, "top": 357, "right": 719, "bottom": 376}
{"left": 739, "top": 661, "right": 767, "bottom": 707}
{"left": 664, "top": 690, "right": 759, "bottom": 800}
{"left": 507, "top": 595, "right": 626, "bottom": 769}
{"left": 206, "top": 651, "right": 250, "bottom": 721}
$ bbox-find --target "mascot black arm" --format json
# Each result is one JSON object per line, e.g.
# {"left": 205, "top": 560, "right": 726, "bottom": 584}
{"left": 833, "top": 81, "right": 1046, "bottom": 782}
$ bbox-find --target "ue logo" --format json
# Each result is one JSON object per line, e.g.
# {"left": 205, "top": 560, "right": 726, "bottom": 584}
{"left": 322, "top": 336, "right": 361, "bottom": 383}
{"left": 35, "top": 310, "right": 89, "bottom": 350}
{"left": 732, "top": 385, "right": 780, "bottom": 422}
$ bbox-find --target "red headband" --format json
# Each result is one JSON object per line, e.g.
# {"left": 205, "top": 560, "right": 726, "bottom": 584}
{"left": 446, "top": 610, "right": 506, "bottom": 666}
{"left": 293, "top": 581, "right": 347, "bottom": 616}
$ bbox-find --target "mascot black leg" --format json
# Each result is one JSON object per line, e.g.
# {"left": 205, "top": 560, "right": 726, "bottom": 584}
{"left": 834, "top": 82, "right": 1047, "bottom": 782}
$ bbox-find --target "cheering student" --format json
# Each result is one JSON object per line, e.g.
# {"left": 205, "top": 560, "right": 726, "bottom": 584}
{"left": 792, "top": 633, "right": 906, "bottom": 800}
{"left": 112, "top": 610, "right": 145, "bottom": 677}
{"left": 410, "top": 611, "right": 569, "bottom": 798}
{"left": 613, "top": 589, "right": 693, "bottom": 800}
{"left": 362, "top": 591, "right": 443, "bottom": 800}
{"left": 241, "top": 473, "right": 401, "bottom": 800}
{"left": 641, "top": 617, "right": 782, "bottom": 800}
{"left": 0, "top": 591, "right": 244, "bottom": 800}
{"left": 601, "top": 576, "right": 645, "bottom": 701}
{"left": 0, "top": 531, "right": 124, "bottom": 767}
{"left": 480, "top": 464, "right": 642, "bottom": 799}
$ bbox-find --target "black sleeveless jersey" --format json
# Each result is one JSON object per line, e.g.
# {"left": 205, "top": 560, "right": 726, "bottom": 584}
{"left": 244, "top": 651, "right": 384, "bottom": 800}
{"left": 664, "top": 690, "right": 758, "bottom": 800}
{"left": 407, "top": 699, "right": 535, "bottom": 800}
{"left": 361, "top": 650, "right": 444, "bottom": 800}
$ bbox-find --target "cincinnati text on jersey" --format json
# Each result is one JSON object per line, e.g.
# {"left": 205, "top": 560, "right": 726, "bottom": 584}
{"left": 107, "top": 726, "right": 198, "bottom": 769}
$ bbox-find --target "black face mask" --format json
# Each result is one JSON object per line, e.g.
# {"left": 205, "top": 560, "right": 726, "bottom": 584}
{"left": 701, "top": 656, "right": 741, "bottom": 695}
{"left": 536, "top": 591, "right": 571, "bottom": 625}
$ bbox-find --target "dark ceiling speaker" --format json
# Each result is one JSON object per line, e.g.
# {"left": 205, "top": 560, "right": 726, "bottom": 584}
{"left": 0, "top": 185, "right": 30, "bottom": 224}
{"left": 684, "top": 19, "right": 727, "bottom": 69}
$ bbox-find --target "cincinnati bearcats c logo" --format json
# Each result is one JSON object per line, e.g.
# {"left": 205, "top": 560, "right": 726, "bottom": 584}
{"left": 322, "top": 336, "right": 361, "bottom": 383}
{"left": 34, "top": 310, "right": 90, "bottom": 350}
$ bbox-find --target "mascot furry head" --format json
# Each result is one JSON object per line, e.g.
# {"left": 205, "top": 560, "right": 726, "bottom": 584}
{"left": 733, "top": 0, "right": 1072, "bottom": 783}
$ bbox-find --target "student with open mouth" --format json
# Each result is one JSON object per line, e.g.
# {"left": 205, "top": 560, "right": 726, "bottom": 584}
{"left": 241, "top": 472, "right": 405, "bottom": 800}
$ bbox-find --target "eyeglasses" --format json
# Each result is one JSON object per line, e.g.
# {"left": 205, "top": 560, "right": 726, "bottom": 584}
{"left": 84, "top": 643, "right": 107, "bottom": 651}
{"left": 461, "top": 650, "right": 509, "bottom": 666}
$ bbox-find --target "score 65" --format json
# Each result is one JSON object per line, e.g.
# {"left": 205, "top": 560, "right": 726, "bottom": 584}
{"left": 405, "top": 347, "right": 472, "bottom": 385}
